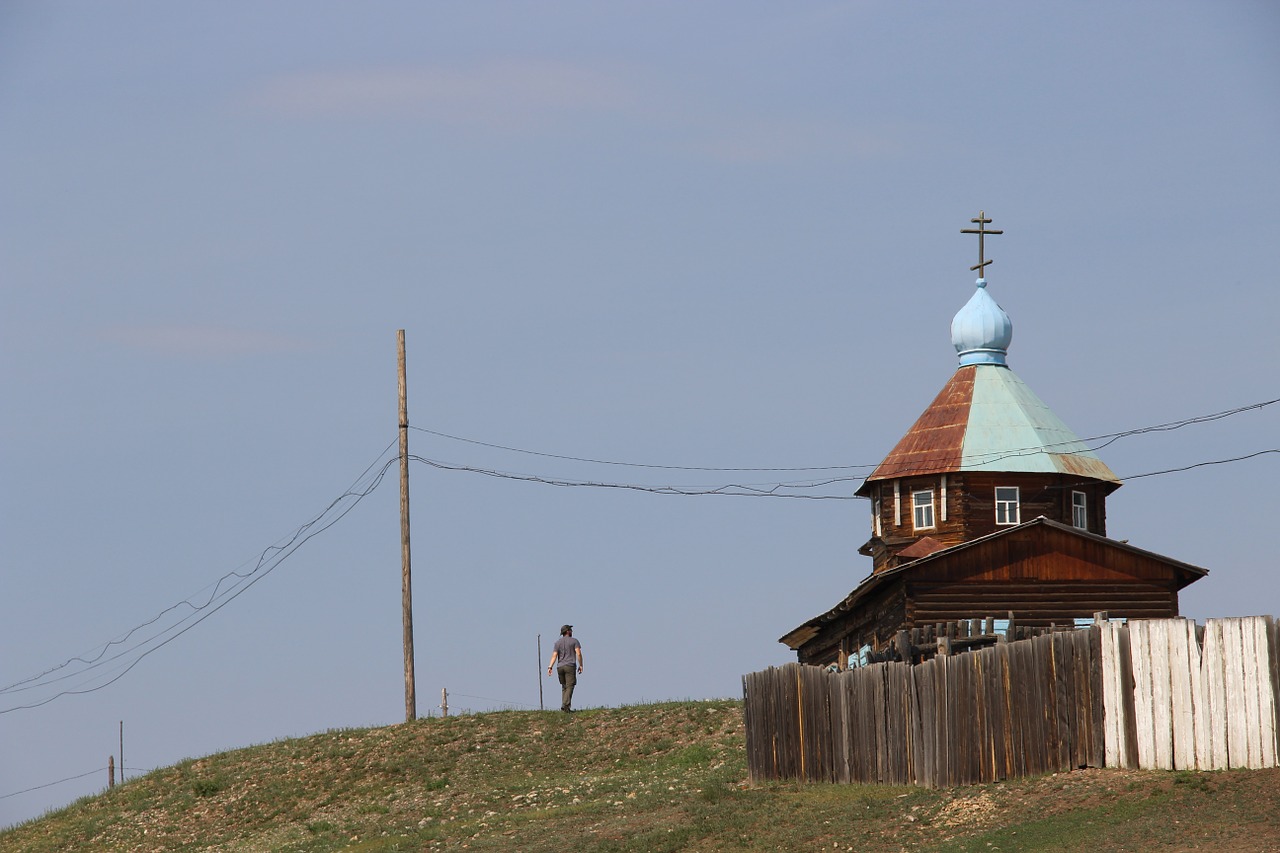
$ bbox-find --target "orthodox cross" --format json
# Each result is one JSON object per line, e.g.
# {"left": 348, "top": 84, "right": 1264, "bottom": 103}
{"left": 961, "top": 210, "right": 1003, "bottom": 275}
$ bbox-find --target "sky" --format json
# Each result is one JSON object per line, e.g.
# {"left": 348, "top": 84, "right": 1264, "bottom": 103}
{"left": 2, "top": 0, "right": 1278, "bottom": 828}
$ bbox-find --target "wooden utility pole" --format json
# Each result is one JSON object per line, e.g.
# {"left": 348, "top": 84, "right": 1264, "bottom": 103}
{"left": 398, "top": 330, "right": 417, "bottom": 722}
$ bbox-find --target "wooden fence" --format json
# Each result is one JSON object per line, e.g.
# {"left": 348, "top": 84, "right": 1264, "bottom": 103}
{"left": 744, "top": 616, "right": 1279, "bottom": 787}
{"left": 1102, "top": 617, "right": 1280, "bottom": 770}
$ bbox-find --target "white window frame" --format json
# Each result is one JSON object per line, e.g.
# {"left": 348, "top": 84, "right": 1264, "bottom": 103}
{"left": 873, "top": 497, "right": 882, "bottom": 537}
{"left": 1072, "top": 490, "right": 1088, "bottom": 530}
{"left": 995, "top": 486, "right": 1020, "bottom": 526}
{"left": 912, "top": 489, "right": 935, "bottom": 530}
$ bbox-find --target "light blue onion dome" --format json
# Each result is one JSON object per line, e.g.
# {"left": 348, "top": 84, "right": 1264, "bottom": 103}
{"left": 951, "top": 278, "right": 1013, "bottom": 367}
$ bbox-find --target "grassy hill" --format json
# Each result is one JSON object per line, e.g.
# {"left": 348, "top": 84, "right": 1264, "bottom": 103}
{"left": 4, "top": 699, "right": 1279, "bottom": 852}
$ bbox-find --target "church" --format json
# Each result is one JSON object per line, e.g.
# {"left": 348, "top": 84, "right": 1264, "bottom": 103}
{"left": 780, "top": 213, "right": 1207, "bottom": 668}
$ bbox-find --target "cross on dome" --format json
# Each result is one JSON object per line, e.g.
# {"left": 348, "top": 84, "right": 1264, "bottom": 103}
{"left": 961, "top": 210, "right": 1003, "bottom": 275}
{"left": 952, "top": 211, "right": 1012, "bottom": 367}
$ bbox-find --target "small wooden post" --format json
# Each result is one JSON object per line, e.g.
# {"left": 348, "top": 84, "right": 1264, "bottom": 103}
{"left": 937, "top": 636, "right": 952, "bottom": 657}
{"left": 108, "top": 755, "right": 115, "bottom": 789}
{"left": 440, "top": 687, "right": 448, "bottom": 717}
{"left": 895, "top": 631, "right": 912, "bottom": 664}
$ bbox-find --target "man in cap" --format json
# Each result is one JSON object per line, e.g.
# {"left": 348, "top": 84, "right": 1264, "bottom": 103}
{"left": 546, "top": 624, "right": 584, "bottom": 712}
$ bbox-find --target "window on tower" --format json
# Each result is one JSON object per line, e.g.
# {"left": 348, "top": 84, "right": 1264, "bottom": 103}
{"left": 995, "top": 486, "right": 1020, "bottom": 525}
{"left": 1072, "top": 491, "right": 1088, "bottom": 530}
{"left": 912, "top": 490, "right": 935, "bottom": 530}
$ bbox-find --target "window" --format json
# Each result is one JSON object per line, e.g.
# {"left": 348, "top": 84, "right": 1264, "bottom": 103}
{"left": 1072, "top": 491, "right": 1088, "bottom": 530}
{"left": 912, "top": 489, "right": 935, "bottom": 530}
{"left": 995, "top": 486, "right": 1020, "bottom": 525}
{"left": 873, "top": 497, "right": 882, "bottom": 537}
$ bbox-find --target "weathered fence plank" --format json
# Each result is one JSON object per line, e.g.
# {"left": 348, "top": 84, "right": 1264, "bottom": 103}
{"left": 1130, "top": 620, "right": 1157, "bottom": 768}
{"left": 1152, "top": 620, "right": 1175, "bottom": 770}
{"left": 888, "top": 662, "right": 910, "bottom": 785}
{"left": 1243, "top": 618, "right": 1266, "bottom": 769}
{"left": 1101, "top": 621, "right": 1125, "bottom": 768}
{"left": 1169, "top": 619, "right": 1195, "bottom": 769}
{"left": 1187, "top": 620, "right": 1210, "bottom": 770}
{"left": 1224, "top": 618, "right": 1250, "bottom": 769}
{"left": 1203, "top": 619, "right": 1229, "bottom": 769}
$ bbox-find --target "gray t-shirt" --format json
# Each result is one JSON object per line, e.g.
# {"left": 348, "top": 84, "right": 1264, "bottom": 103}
{"left": 553, "top": 636, "right": 580, "bottom": 670}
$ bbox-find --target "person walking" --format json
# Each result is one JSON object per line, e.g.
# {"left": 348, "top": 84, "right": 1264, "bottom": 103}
{"left": 546, "top": 624, "right": 584, "bottom": 712}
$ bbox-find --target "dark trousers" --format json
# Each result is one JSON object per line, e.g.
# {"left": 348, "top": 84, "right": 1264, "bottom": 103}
{"left": 556, "top": 665, "right": 577, "bottom": 711}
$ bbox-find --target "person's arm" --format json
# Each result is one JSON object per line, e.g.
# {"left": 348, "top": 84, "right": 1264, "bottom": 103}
{"left": 547, "top": 650, "right": 558, "bottom": 675}
{"left": 576, "top": 644, "right": 584, "bottom": 674}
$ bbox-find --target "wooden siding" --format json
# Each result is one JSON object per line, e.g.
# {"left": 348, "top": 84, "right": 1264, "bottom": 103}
{"left": 795, "top": 522, "right": 1198, "bottom": 666}
{"left": 798, "top": 585, "right": 905, "bottom": 667}
{"left": 906, "top": 580, "right": 1177, "bottom": 627}
{"left": 870, "top": 473, "right": 1111, "bottom": 573}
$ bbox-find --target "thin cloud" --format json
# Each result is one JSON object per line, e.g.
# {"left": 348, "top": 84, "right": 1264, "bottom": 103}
{"left": 244, "top": 60, "right": 910, "bottom": 164}
{"left": 247, "top": 61, "right": 629, "bottom": 131}
{"left": 99, "top": 325, "right": 312, "bottom": 358}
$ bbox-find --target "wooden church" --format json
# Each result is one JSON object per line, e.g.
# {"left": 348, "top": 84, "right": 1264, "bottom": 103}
{"left": 780, "top": 213, "right": 1207, "bottom": 668}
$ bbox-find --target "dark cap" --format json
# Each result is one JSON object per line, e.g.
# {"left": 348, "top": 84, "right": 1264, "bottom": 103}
{"left": 560, "top": 624, "right": 573, "bottom": 634}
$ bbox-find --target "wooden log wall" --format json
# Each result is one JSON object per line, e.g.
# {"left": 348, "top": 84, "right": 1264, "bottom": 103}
{"left": 746, "top": 616, "right": 1280, "bottom": 788}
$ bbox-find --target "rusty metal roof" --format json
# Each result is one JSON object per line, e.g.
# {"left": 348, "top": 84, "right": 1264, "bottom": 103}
{"left": 856, "top": 364, "right": 1119, "bottom": 493}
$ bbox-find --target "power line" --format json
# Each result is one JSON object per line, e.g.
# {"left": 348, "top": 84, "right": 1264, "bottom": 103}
{"left": 0, "top": 768, "right": 104, "bottom": 801}
{"left": 0, "top": 442, "right": 400, "bottom": 714}
{"left": 412, "top": 445, "right": 1279, "bottom": 501}
{"left": 448, "top": 692, "right": 540, "bottom": 709}
{"left": 410, "top": 396, "right": 1279, "bottom": 478}
{"left": 409, "top": 456, "right": 861, "bottom": 499}
{"left": 409, "top": 425, "right": 867, "bottom": 472}
{"left": 1121, "top": 449, "right": 1280, "bottom": 481}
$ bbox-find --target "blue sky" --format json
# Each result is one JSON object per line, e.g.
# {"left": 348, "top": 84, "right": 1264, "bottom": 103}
{"left": 2, "top": 1, "right": 1278, "bottom": 827}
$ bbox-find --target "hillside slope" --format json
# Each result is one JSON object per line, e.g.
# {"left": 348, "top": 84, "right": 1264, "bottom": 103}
{"left": 3, "top": 699, "right": 1278, "bottom": 852}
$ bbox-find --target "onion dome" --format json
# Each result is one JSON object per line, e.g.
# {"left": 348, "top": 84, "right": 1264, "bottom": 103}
{"left": 951, "top": 278, "right": 1012, "bottom": 367}
{"left": 854, "top": 235, "right": 1120, "bottom": 494}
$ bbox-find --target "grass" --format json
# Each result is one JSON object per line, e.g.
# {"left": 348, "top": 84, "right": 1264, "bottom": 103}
{"left": 3, "top": 699, "right": 1278, "bottom": 851}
